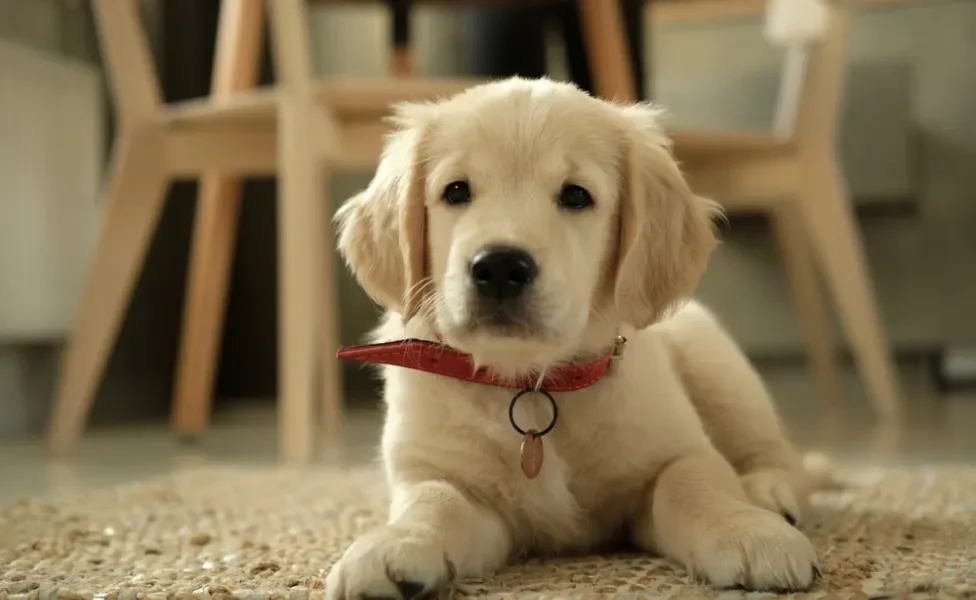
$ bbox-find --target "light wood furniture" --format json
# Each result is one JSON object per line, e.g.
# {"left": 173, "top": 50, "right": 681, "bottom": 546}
{"left": 44, "top": 0, "right": 480, "bottom": 462}
{"left": 44, "top": 0, "right": 637, "bottom": 463}
{"left": 671, "top": 0, "right": 903, "bottom": 420}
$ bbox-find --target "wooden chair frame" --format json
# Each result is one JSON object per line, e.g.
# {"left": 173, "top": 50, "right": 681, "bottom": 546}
{"left": 673, "top": 0, "right": 904, "bottom": 420}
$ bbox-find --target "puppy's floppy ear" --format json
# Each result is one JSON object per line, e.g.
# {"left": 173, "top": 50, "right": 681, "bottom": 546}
{"left": 335, "top": 103, "right": 431, "bottom": 321}
{"left": 613, "top": 104, "right": 723, "bottom": 330}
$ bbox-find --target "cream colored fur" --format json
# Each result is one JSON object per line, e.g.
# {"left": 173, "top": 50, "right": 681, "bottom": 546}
{"left": 327, "top": 78, "right": 819, "bottom": 599}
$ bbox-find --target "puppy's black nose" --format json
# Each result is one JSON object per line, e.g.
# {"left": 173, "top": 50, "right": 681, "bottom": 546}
{"left": 470, "top": 246, "right": 538, "bottom": 301}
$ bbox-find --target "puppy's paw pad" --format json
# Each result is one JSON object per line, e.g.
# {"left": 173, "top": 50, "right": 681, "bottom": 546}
{"left": 689, "top": 509, "right": 819, "bottom": 592}
{"left": 325, "top": 527, "right": 455, "bottom": 600}
{"left": 741, "top": 469, "right": 802, "bottom": 526}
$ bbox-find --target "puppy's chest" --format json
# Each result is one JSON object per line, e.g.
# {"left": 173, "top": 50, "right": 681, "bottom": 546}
{"left": 511, "top": 391, "right": 659, "bottom": 548}
{"left": 517, "top": 385, "right": 657, "bottom": 479}
{"left": 550, "top": 412, "right": 654, "bottom": 498}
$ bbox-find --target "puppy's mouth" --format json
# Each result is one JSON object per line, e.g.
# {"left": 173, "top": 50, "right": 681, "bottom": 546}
{"left": 463, "top": 300, "right": 543, "bottom": 338}
{"left": 444, "top": 306, "right": 567, "bottom": 377}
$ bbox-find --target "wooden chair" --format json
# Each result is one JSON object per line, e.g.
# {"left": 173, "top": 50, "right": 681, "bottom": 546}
{"left": 44, "top": 0, "right": 638, "bottom": 463}
{"left": 670, "top": 0, "right": 903, "bottom": 420}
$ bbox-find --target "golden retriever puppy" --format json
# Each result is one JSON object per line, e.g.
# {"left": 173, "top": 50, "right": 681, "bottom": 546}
{"left": 328, "top": 77, "right": 818, "bottom": 599}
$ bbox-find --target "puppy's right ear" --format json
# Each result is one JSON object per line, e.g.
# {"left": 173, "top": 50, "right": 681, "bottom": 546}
{"left": 335, "top": 104, "right": 431, "bottom": 319}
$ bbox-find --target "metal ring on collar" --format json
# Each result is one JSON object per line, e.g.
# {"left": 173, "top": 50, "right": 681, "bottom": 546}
{"left": 508, "top": 388, "right": 558, "bottom": 437}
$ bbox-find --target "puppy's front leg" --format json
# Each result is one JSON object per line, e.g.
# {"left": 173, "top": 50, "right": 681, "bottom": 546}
{"left": 326, "top": 480, "right": 511, "bottom": 600}
{"left": 662, "top": 304, "right": 809, "bottom": 523}
{"left": 634, "top": 452, "right": 819, "bottom": 591}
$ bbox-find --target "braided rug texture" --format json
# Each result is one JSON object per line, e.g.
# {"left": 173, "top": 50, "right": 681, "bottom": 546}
{"left": 2, "top": 466, "right": 975, "bottom": 599}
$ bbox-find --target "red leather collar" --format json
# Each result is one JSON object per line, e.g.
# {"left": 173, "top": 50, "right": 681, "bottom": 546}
{"left": 336, "top": 338, "right": 624, "bottom": 392}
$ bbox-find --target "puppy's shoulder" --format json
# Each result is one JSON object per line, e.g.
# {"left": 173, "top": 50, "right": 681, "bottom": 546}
{"left": 649, "top": 299, "right": 724, "bottom": 342}
{"left": 621, "top": 299, "right": 729, "bottom": 377}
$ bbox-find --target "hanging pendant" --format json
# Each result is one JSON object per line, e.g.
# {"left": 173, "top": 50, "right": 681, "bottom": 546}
{"left": 520, "top": 430, "right": 544, "bottom": 479}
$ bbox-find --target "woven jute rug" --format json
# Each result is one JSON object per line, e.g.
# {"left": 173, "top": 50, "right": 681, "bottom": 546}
{"left": 2, "top": 466, "right": 975, "bottom": 600}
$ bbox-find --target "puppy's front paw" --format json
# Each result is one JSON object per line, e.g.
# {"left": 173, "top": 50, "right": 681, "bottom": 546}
{"left": 325, "top": 526, "right": 455, "bottom": 600}
{"left": 740, "top": 468, "right": 803, "bottom": 526}
{"left": 688, "top": 508, "right": 819, "bottom": 591}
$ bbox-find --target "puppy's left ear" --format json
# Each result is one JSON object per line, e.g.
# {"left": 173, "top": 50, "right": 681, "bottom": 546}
{"left": 613, "top": 104, "right": 723, "bottom": 330}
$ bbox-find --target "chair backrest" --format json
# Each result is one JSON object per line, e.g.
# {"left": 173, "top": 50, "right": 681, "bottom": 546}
{"left": 766, "top": 0, "right": 852, "bottom": 148}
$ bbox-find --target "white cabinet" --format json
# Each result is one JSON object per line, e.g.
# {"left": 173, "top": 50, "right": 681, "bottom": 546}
{"left": 0, "top": 40, "right": 104, "bottom": 340}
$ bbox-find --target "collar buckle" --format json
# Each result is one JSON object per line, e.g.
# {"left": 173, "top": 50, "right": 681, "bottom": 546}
{"left": 611, "top": 335, "right": 628, "bottom": 360}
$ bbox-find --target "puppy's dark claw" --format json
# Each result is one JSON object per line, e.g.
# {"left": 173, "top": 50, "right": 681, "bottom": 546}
{"left": 783, "top": 512, "right": 798, "bottom": 527}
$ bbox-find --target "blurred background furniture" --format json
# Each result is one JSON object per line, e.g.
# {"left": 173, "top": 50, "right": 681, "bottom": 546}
{"left": 43, "top": 0, "right": 480, "bottom": 463}
{"left": 669, "top": 0, "right": 903, "bottom": 420}
{"left": 0, "top": 34, "right": 104, "bottom": 439}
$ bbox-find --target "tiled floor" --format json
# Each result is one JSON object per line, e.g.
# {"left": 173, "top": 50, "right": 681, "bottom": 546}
{"left": 1, "top": 360, "right": 974, "bottom": 506}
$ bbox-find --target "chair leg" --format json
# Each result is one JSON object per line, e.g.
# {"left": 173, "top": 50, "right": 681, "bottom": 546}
{"left": 171, "top": 0, "right": 265, "bottom": 438}
{"left": 277, "top": 96, "right": 323, "bottom": 464}
{"left": 170, "top": 178, "right": 243, "bottom": 437}
{"left": 799, "top": 158, "right": 903, "bottom": 422}
{"left": 771, "top": 204, "right": 845, "bottom": 410}
{"left": 577, "top": 0, "right": 638, "bottom": 102}
{"left": 320, "top": 193, "right": 343, "bottom": 442}
{"left": 46, "top": 130, "right": 169, "bottom": 456}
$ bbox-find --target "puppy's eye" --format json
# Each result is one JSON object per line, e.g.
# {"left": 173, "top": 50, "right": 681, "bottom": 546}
{"left": 558, "top": 184, "right": 593, "bottom": 210}
{"left": 443, "top": 181, "right": 471, "bottom": 206}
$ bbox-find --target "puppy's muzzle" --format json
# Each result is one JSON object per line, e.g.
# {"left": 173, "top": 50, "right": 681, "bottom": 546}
{"left": 469, "top": 245, "right": 538, "bottom": 302}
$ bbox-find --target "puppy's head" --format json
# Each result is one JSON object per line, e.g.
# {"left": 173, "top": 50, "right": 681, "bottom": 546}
{"left": 337, "top": 78, "right": 720, "bottom": 373}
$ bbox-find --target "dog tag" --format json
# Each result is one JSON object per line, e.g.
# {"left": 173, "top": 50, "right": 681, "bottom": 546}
{"left": 520, "top": 431, "right": 544, "bottom": 479}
